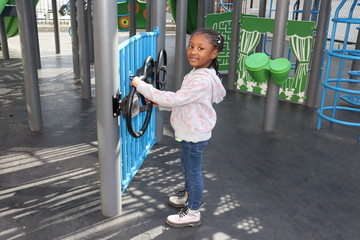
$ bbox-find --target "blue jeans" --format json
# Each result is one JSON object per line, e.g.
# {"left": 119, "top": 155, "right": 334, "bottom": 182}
{"left": 180, "top": 140, "right": 208, "bottom": 211}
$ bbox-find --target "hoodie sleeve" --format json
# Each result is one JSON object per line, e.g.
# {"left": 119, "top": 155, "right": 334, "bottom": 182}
{"left": 136, "top": 73, "right": 212, "bottom": 108}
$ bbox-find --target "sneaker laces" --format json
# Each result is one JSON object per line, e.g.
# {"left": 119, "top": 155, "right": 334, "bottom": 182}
{"left": 178, "top": 206, "right": 189, "bottom": 218}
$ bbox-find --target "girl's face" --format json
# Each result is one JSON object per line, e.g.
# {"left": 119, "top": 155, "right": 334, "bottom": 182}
{"left": 187, "top": 33, "right": 218, "bottom": 70}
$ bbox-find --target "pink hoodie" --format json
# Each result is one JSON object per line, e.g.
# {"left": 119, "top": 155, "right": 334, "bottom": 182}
{"left": 136, "top": 68, "right": 226, "bottom": 142}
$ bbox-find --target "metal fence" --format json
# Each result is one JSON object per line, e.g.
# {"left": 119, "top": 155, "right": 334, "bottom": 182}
{"left": 118, "top": 28, "right": 159, "bottom": 194}
{"left": 36, "top": 0, "right": 70, "bottom": 24}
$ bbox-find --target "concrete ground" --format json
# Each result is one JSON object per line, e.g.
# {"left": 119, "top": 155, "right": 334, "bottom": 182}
{"left": 0, "top": 29, "right": 360, "bottom": 240}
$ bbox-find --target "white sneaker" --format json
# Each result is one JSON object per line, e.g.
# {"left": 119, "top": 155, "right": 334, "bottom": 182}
{"left": 166, "top": 207, "right": 201, "bottom": 227}
{"left": 168, "top": 190, "right": 188, "bottom": 208}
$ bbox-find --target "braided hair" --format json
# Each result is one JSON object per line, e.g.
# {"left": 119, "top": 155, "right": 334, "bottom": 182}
{"left": 190, "top": 28, "right": 224, "bottom": 77}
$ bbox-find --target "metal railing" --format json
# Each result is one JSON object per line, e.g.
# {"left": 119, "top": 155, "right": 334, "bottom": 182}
{"left": 118, "top": 27, "right": 159, "bottom": 193}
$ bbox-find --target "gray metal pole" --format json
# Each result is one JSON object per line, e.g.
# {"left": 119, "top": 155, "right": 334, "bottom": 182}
{"left": 198, "top": 0, "right": 205, "bottom": 28}
{"left": 30, "top": 0, "right": 41, "bottom": 69}
{"left": 174, "top": 0, "right": 188, "bottom": 91}
{"left": 78, "top": 0, "right": 91, "bottom": 99}
{"left": 93, "top": 0, "right": 121, "bottom": 217}
{"left": 256, "top": 0, "right": 267, "bottom": 53}
{"left": 305, "top": 0, "right": 331, "bottom": 108}
{"left": 227, "top": 0, "right": 242, "bottom": 90}
{"left": 150, "top": 0, "right": 166, "bottom": 142}
{"left": 208, "top": 0, "right": 215, "bottom": 13}
{"left": 87, "top": 0, "right": 94, "bottom": 63}
{"left": 70, "top": 0, "right": 80, "bottom": 79}
{"left": 51, "top": 0, "right": 60, "bottom": 54}
{"left": 16, "top": 0, "right": 43, "bottom": 132}
{"left": 301, "top": 0, "right": 312, "bottom": 21}
{"left": 129, "top": 0, "right": 136, "bottom": 37}
{"left": 263, "top": 0, "right": 289, "bottom": 132}
{"left": 146, "top": 0, "right": 152, "bottom": 32}
{"left": 0, "top": 17, "right": 9, "bottom": 60}
{"left": 350, "top": 28, "right": 360, "bottom": 80}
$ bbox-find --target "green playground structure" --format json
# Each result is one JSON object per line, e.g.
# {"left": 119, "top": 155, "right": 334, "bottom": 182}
{"left": 0, "top": 0, "right": 24, "bottom": 39}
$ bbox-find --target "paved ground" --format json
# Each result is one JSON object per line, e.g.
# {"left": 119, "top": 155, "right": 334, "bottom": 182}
{"left": 0, "top": 30, "right": 360, "bottom": 240}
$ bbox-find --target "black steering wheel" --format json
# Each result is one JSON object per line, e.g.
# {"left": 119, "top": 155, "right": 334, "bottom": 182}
{"left": 155, "top": 49, "right": 167, "bottom": 90}
{"left": 125, "top": 56, "right": 155, "bottom": 138}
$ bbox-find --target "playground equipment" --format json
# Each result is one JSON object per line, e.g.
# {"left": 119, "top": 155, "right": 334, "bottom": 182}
{"left": 317, "top": 0, "right": 360, "bottom": 140}
{"left": 117, "top": 0, "right": 146, "bottom": 31}
{"left": 245, "top": 52, "right": 291, "bottom": 85}
{"left": 0, "top": 0, "right": 20, "bottom": 39}
{"left": 110, "top": 27, "right": 167, "bottom": 193}
{"left": 206, "top": 12, "right": 315, "bottom": 103}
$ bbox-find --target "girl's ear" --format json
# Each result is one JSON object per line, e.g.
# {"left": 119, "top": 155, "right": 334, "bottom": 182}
{"left": 211, "top": 49, "right": 219, "bottom": 59}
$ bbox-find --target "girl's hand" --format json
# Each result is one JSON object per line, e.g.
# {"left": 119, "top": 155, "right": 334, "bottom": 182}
{"left": 130, "top": 76, "right": 141, "bottom": 87}
{"left": 146, "top": 99, "right": 158, "bottom": 108}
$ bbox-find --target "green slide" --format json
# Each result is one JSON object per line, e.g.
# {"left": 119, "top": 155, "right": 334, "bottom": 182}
{"left": 0, "top": 0, "right": 19, "bottom": 38}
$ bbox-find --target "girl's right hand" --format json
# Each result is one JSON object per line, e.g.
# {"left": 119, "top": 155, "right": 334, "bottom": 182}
{"left": 130, "top": 76, "right": 141, "bottom": 87}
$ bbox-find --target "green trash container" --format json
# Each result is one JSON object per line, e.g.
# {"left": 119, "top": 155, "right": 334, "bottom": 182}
{"left": 269, "top": 58, "right": 291, "bottom": 85}
{"left": 245, "top": 53, "right": 270, "bottom": 83}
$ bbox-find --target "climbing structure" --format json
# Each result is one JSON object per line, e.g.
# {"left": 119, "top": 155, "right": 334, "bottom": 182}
{"left": 317, "top": 0, "right": 360, "bottom": 139}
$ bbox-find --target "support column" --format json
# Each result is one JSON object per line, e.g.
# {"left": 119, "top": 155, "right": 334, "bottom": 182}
{"left": 93, "top": 0, "right": 121, "bottom": 217}
{"left": 174, "top": 0, "right": 188, "bottom": 91}
{"left": 305, "top": 0, "right": 331, "bottom": 108}
{"left": 16, "top": 0, "right": 43, "bottom": 132}
{"left": 263, "top": 0, "right": 289, "bottom": 132}
{"left": 87, "top": 0, "right": 94, "bottom": 63}
{"left": 197, "top": 0, "right": 206, "bottom": 28}
{"left": 129, "top": 0, "right": 136, "bottom": 37}
{"left": 150, "top": 0, "right": 166, "bottom": 142}
{"left": 0, "top": 17, "right": 9, "bottom": 60}
{"left": 51, "top": 0, "right": 60, "bottom": 54}
{"left": 70, "top": 0, "right": 80, "bottom": 79}
{"left": 78, "top": 0, "right": 91, "bottom": 99}
{"left": 256, "top": 0, "right": 267, "bottom": 53}
{"left": 227, "top": 0, "right": 242, "bottom": 90}
{"left": 30, "top": 0, "right": 41, "bottom": 68}
{"left": 302, "top": 0, "right": 312, "bottom": 21}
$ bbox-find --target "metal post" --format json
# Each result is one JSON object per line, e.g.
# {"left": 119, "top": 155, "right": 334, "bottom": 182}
{"left": 146, "top": 0, "right": 152, "bottom": 31}
{"left": 302, "top": 0, "right": 312, "bottom": 21}
{"left": 78, "top": 0, "right": 91, "bottom": 99}
{"left": 0, "top": 17, "right": 9, "bottom": 60}
{"left": 305, "top": 0, "right": 331, "bottom": 108}
{"left": 129, "top": 0, "right": 136, "bottom": 37}
{"left": 16, "top": 0, "right": 43, "bottom": 132}
{"left": 263, "top": 0, "right": 289, "bottom": 132}
{"left": 70, "top": 0, "right": 80, "bottom": 79}
{"left": 150, "top": 0, "right": 166, "bottom": 142}
{"left": 29, "top": 0, "right": 41, "bottom": 69}
{"left": 208, "top": 0, "right": 215, "bottom": 13}
{"left": 350, "top": 28, "right": 360, "bottom": 80}
{"left": 174, "top": 0, "right": 188, "bottom": 91}
{"left": 256, "top": 0, "right": 267, "bottom": 52}
{"left": 93, "top": 0, "right": 121, "bottom": 217}
{"left": 198, "top": 0, "right": 205, "bottom": 28}
{"left": 227, "top": 0, "right": 242, "bottom": 90}
{"left": 87, "top": 0, "right": 94, "bottom": 63}
{"left": 51, "top": 0, "right": 60, "bottom": 54}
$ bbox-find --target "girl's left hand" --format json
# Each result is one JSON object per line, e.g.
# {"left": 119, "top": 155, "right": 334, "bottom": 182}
{"left": 130, "top": 76, "right": 141, "bottom": 87}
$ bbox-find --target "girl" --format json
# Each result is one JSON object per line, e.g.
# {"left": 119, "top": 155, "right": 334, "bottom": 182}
{"left": 131, "top": 28, "right": 226, "bottom": 227}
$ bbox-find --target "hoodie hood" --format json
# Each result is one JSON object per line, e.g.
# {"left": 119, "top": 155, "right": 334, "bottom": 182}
{"left": 196, "top": 68, "right": 226, "bottom": 104}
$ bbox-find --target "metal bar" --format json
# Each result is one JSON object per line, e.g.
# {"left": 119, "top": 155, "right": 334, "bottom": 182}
{"left": 87, "top": 0, "right": 94, "bottom": 63}
{"left": 129, "top": 0, "right": 136, "bottom": 37}
{"left": 198, "top": 0, "right": 206, "bottom": 28}
{"left": 256, "top": 0, "right": 267, "bottom": 52}
{"left": 70, "top": 0, "right": 80, "bottom": 79}
{"left": 302, "top": 0, "right": 312, "bottom": 21}
{"left": 146, "top": 0, "right": 152, "bottom": 31}
{"left": 227, "top": 0, "right": 242, "bottom": 90}
{"left": 51, "top": 0, "right": 60, "bottom": 54}
{"left": 0, "top": 17, "right": 9, "bottom": 60}
{"left": 174, "top": 0, "right": 188, "bottom": 91}
{"left": 15, "top": 0, "right": 43, "bottom": 132}
{"left": 29, "top": 0, "right": 41, "bottom": 69}
{"left": 305, "top": 0, "right": 331, "bottom": 108}
{"left": 93, "top": 0, "right": 121, "bottom": 217}
{"left": 150, "top": 0, "right": 166, "bottom": 142}
{"left": 350, "top": 28, "right": 360, "bottom": 80}
{"left": 263, "top": 0, "right": 290, "bottom": 132}
{"left": 78, "top": 0, "right": 91, "bottom": 99}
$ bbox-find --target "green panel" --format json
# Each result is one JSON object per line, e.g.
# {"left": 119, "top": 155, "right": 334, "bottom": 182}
{"left": 0, "top": 0, "right": 7, "bottom": 13}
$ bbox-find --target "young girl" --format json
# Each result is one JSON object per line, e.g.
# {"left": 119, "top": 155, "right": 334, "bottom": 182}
{"left": 131, "top": 28, "right": 226, "bottom": 227}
